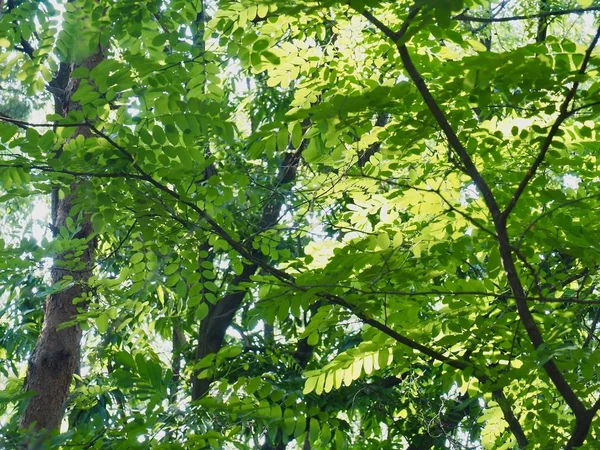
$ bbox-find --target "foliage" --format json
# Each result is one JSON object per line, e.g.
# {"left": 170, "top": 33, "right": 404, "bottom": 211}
{"left": 1, "top": 0, "right": 600, "bottom": 449}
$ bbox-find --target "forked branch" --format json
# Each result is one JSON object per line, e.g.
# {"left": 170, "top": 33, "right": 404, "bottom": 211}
{"left": 358, "top": 2, "right": 589, "bottom": 432}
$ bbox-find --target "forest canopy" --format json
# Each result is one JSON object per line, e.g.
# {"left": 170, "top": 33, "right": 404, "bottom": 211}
{"left": 1, "top": 0, "right": 600, "bottom": 449}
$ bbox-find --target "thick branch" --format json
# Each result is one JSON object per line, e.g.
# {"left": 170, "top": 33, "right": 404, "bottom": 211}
{"left": 191, "top": 131, "right": 309, "bottom": 399}
{"left": 493, "top": 390, "right": 529, "bottom": 449}
{"left": 395, "top": 43, "right": 502, "bottom": 220}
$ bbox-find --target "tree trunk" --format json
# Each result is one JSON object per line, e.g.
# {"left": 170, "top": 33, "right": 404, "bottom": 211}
{"left": 192, "top": 264, "right": 257, "bottom": 399}
{"left": 20, "top": 48, "right": 104, "bottom": 433}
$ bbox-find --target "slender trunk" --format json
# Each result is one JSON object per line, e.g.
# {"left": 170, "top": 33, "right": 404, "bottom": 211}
{"left": 480, "top": 2, "right": 492, "bottom": 51}
{"left": 192, "top": 265, "right": 257, "bottom": 399}
{"left": 191, "top": 110, "right": 385, "bottom": 400}
{"left": 20, "top": 190, "right": 95, "bottom": 431}
{"left": 536, "top": 0, "right": 548, "bottom": 44}
{"left": 263, "top": 322, "right": 274, "bottom": 347}
{"left": 20, "top": 192, "right": 95, "bottom": 432}
{"left": 20, "top": 47, "right": 104, "bottom": 433}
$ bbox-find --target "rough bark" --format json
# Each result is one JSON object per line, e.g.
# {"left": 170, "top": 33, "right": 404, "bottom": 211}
{"left": 20, "top": 49, "right": 104, "bottom": 433}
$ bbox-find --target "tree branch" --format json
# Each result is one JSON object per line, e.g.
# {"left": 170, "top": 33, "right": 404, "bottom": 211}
{"left": 0, "top": 162, "right": 145, "bottom": 180}
{"left": 323, "top": 293, "right": 472, "bottom": 372}
{"left": 493, "top": 390, "right": 528, "bottom": 449}
{"left": 502, "top": 25, "right": 600, "bottom": 220}
{"left": 0, "top": 114, "right": 86, "bottom": 128}
{"left": 583, "top": 308, "right": 600, "bottom": 349}
{"left": 324, "top": 291, "right": 527, "bottom": 444}
{"left": 86, "top": 122, "right": 294, "bottom": 283}
{"left": 454, "top": 6, "right": 600, "bottom": 24}
{"left": 516, "top": 194, "right": 600, "bottom": 250}
{"left": 360, "top": 8, "right": 399, "bottom": 41}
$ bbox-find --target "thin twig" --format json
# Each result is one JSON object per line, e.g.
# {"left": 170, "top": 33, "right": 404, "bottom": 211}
{"left": 454, "top": 6, "right": 600, "bottom": 23}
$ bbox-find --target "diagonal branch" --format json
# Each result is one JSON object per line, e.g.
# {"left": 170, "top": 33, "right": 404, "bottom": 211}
{"left": 0, "top": 162, "right": 145, "bottom": 180}
{"left": 502, "top": 25, "right": 600, "bottom": 220}
{"left": 324, "top": 291, "right": 528, "bottom": 447}
{"left": 360, "top": 5, "right": 504, "bottom": 222}
{"left": 394, "top": 42, "right": 502, "bottom": 220}
{"left": 350, "top": 173, "right": 497, "bottom": 237}
{"left": 324, "top": 293, "right": 472, "bottom": 372}
{"left": 569, "top": 99, "right": 600, "bottom": 115}
{"left": 516, "top": 194, "right": 600, "bottom": 250}
{"left": 86, "top": 122, "right": 294, "bottom": 283}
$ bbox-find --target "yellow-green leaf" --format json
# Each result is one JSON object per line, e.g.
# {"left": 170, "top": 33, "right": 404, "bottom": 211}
{"left": 96, "top": 313, "right": 109, "bottom": 333}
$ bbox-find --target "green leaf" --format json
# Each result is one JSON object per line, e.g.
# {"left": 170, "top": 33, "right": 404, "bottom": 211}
{"left": 257, "top": 4, "right": 269, "bottom": 18}
{"left": 96, "top": 313, "right": 109, "bottom": 333}
{"left": 309, "top": 418, "right": 320, "bottom": 443}
{"left": 263, "top": 51, "right": 280, "bottom": 65}
{"left": 164, "top": 263, "right": 179, "bottom": 275}
{"left": 303, "top": 376, "right": 317, "bottom": 394}
{"left": 196, "top": 303, "right": 209, "bottom": 321}
{"left": 153, "top": 125, "right": 167, "bottom": 145}
{"left": 139, "top": 129, "right": 153, "bottom": 145}
{"left": 152, "top": 34, "right": 169, "bottom": 47}
{"left": 277, "top": 128, "right": 288, "bottom": 151}
{"left": 291, "top": 122, "right": 303, "bottom": 148}
{"left": 131, "top": 253, "right": 144, "bottom": 264}
{"left": 253, "top": 38, "right": 271, "bottom": 52}
{"left": 377, "top": 232, "right": 390, "bottom": 249}
{"left": 295, "top": 415, "right": 307, "bottom": 438}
